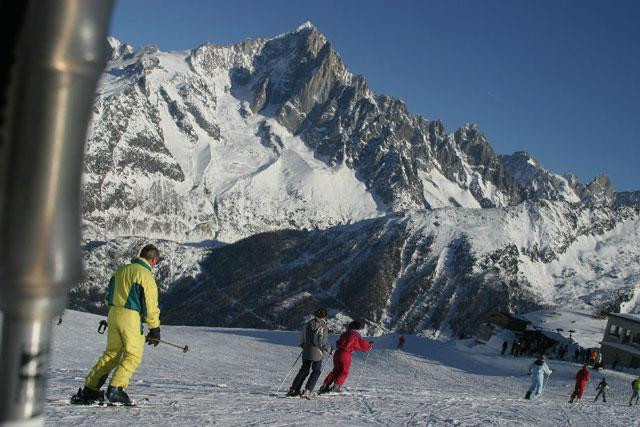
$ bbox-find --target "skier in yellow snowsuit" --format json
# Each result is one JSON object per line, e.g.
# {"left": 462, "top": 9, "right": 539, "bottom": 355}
{"left": 72, "top": 244, "right": 161, "bottom": 405}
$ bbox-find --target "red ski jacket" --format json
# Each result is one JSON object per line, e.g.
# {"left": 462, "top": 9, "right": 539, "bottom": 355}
{"left": 336, "top": 330, "right": 372, "bottom": 354}
{"left": 575, "top": 368, "right": 590, "bottom": 384}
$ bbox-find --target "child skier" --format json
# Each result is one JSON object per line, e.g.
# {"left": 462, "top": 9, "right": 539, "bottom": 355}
{"left": 568, "top": 364, "right": 590, "bottom": 403}
{"left": 594, "top": 377, "right": 609, "bottom": 402}
{"left": 524, "top": 354, "right": 552, "bottom": 399}
{"left": 318, "top": 321, "right": 372, "bottom": 394}
{"left": 287, "top": 308, "right": 332, "bottom": 399}
{"left": 629, "top": 377, "right": 640, "bottom": 406}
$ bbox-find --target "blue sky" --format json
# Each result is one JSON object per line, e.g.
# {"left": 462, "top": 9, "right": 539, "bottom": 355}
{"left": 111, "top": 1, "right": 639, "bottom": 191}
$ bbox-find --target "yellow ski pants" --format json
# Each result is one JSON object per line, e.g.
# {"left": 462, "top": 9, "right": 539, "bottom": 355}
{"left": 85, "top": 307, "right": 144, "bottom": 389}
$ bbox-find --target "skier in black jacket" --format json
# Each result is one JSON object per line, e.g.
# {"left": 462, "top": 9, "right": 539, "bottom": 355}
{"left": 594, "top": 377, "right": 609, "bottom": 402}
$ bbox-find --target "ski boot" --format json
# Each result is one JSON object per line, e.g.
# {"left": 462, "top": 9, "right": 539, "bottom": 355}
{"left": 317, "top": 384, "right": 329, "bottom": 395}
{"left": 329, "top": 384, "right": 342, "bottom": 393}
{"left": 106, "top": 385, "right": 134, "bottom": 406}
{"left": 70, "top": 386, "right": 105, "bottom": 405}
{"left": 286, "top": 388, "right": 301, "bottom": 398}
{"left": 300, "top": 389, "right": 316, "bottom": 400}
{"left": 524, "top": 390, "right": 532, "bottom": 400}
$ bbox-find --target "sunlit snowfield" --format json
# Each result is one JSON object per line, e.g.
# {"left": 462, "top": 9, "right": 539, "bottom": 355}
{"left": 46, "top": 311, "right": 636, "bottom": 426}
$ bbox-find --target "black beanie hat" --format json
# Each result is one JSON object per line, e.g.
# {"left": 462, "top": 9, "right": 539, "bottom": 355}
{"left": 348, "top": 320, "right": 362, "bottom": 330}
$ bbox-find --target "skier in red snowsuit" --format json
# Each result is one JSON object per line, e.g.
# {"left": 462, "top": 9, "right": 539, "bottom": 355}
{"left": 568, "top": 364, "right": 590, "bottom": 403}
{"left": 397, "top": 335, "right": 406, "bottom": 350}
{"left": 318, "top": 321, "right": 372, "bottom": 393}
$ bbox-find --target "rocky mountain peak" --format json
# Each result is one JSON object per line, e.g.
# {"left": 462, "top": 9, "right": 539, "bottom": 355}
{"left": 295, "top": 21, "right": 317, "bottom": 32}
{"left": 584, "top": 174, "right": 616, "bottom": 207}
{"left": 499, "top": 151, "right": 580, "bottom": 203}
{"left": 84, "top": 24, "right": 634, "bottom": 244}
{"left": 450, "top": 124, "right": 523, "bottom": 207}
{"left": 106, "top": 36, "right": 134, "bottom": 61}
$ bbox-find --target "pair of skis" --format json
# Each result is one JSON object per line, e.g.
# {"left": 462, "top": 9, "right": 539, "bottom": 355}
{"left": 57, "top": 397, "right": 147, "bottom": 408}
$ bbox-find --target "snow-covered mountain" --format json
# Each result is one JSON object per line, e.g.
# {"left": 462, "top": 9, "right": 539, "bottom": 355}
{"left": 499, "top": 151, "right": 620, "bottom": 207}
{"left": 499, "top": 152, "right": 581, "bottom": 203}
{"left": 83, "top": 23, "right": 533, "bottom": 245}
{"left": 74, "top": 23, "right": 640, "bottom": 337}
{"left": 160, "top": 202, "right": 640, "bottom": 337}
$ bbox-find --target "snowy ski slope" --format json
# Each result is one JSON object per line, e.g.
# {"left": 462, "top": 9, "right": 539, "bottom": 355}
{"left": 46, "top": 310, "right": 636, "bottom": 426}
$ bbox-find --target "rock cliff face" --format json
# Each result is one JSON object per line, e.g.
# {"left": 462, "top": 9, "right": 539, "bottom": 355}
{"left": 499, "top": 152, "right": 620, "bottom": 207}
{"left": 72, "top": 23, "right": 640, "bottom": 337}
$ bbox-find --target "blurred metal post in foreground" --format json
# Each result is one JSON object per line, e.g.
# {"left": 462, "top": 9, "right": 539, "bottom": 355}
{"left": 0, "top": 1, "right": 113, "bottom": 424}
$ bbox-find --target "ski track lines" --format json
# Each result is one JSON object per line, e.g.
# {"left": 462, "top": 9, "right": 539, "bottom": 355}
{"left": 45, "top": 311, "right": 636, "bottom": 426}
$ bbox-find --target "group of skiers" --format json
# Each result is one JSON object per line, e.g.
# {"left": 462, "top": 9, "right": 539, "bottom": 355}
{"left": 502, "top": 336, "right": 604, "bottom": 368}
{"left": 504, "top": 338, "right": 552, "bottom": 358}
{"left": 67, "top": 243, "right": 640, "bottom": 409}
{"left": 287, "top": 308, "right": 373, "bottom": 400}
{"left": 523, "top": 354, "right": 640, "bottom": 406}
{"left": 502, "top": 338, "right": 587, "bottom": 363}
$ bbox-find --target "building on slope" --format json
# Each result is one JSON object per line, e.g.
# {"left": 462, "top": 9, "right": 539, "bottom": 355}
{"left": 601, "top": 313, "right": 640, "bottom": 369}
{"left": 491, "top": 310, "right": 606, "bottom": 361}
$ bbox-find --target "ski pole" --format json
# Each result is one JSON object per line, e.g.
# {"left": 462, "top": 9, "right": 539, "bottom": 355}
{"left": 354, "top": 343, "right": 373, "bottom": 392}
{"left": 275, "top": 351, "right": 302, "bottom": 395}
{"left": 158, "top": 339, "right": 189, "bottom": 353}
{"left": 97, "top": 321, "right": 189, "bottom": 353}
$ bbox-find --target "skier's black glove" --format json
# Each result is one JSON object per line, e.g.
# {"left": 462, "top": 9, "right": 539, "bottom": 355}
{"left": 146, "top": 327, "right": 160, "bottom": 346}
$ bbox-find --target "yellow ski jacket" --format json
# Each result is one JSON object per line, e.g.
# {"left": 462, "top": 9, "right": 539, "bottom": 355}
{"left": 104, "top": 258, "right": 160, "bottom": 329}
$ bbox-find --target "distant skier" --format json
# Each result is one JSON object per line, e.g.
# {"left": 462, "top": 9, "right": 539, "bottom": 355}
{"left": 593, "top": 353, "right": 604, "bottom": 370}
{"left": 568, "top": 364, "right": 590, "bottom": 403}
{"left": 525, "top": 354, "right": 552, "bottom": 400}
{"left": 594, "top": 377, "right": 609, "bottom": 402}
{"left": 629, "top": 377, "right": 640, "bottom": 406}
{"left": 501, "top": 340, "right": 508, "bottom": 356}
{"left": 513, "top": 340, "right": 522, "bottom": 357}
{"left": 318, "top": 321, "right": 372, "bottom": 394}
{"left": 396, "top": 335, "right": 406, "bottom": 350}
{"left": 71, "top": 244, "right": 162, "bottom": 406}
{"left": 287, "top": 308, "right": 333, "bottom": 399}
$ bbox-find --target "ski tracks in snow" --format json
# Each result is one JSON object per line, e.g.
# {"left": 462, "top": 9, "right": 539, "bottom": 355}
{"left": 47, "top": 311, "right": 631, "bottom": 426}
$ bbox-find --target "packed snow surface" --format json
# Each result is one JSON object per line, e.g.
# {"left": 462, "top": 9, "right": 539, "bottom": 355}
{"left": 46, "top": 310, "right": 636, "bottom": 426}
